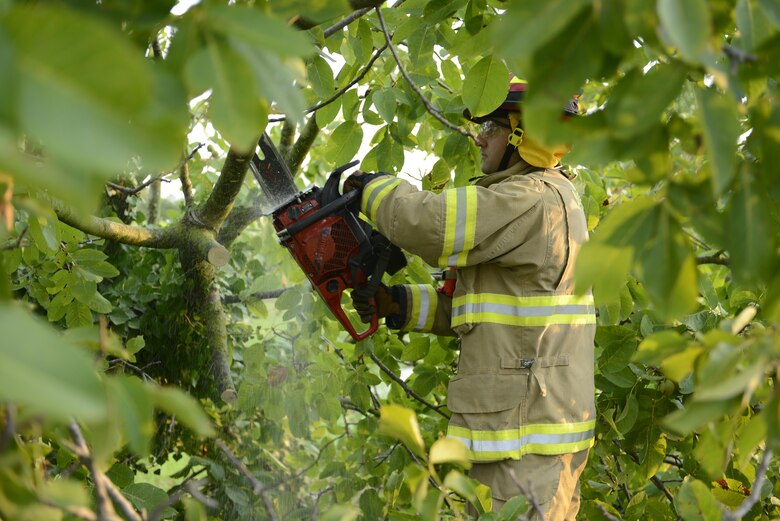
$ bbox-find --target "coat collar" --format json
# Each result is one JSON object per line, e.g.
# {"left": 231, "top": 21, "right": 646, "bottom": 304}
{"left": 473, "top": 162, "right": 540, "bottom": 188}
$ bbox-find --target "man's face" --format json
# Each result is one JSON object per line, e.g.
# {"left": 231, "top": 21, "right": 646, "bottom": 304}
{"left": 475, "top": 118, "right": 515, "bottom": 174}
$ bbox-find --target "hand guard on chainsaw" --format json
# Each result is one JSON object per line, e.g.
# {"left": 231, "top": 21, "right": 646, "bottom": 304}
{"left": 352, "top": 284, "right": 401, "bottom": 324}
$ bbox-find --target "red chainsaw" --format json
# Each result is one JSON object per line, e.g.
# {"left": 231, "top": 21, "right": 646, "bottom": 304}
{"left": 249, "top": 134, "right": 405, "bottom": 340}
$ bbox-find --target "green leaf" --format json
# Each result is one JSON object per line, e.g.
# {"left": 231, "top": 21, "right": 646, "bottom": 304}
{"left": 322, "top": 121, "right": 363, "bottom": 166}
{"left": 637, "top": 205, "right": 698, "bottom": 320}
{"left": 606, "top": 62, "right": 687, "bottom": 139}
{"left": 28, "top": 215, "right": 60, "bottom": 255}
{"left": 374, "top": 89, "right": 397, "bottom": 123}
{"left": 3, "top": 5, "right": 182, "bottom": 173}
{"left": 461, "top": 56, "right": 509, "bottom": 118}
{"left": 146, "top": 384, "right": 215, "bottom": 437}
{"left": 378, "top": 404, "right": 426, "bottom": 457}
{"left": 674, "top": 479, "right": 722, "bottom": 521}
{"left": 126, "top": 336, "right": 146, "bottom": 356}
{"left": 493, "top": 0, "right": 589, "bottom": 62}
{"left": 66, "top": 300, "right": 93, "bottom": 328}
{"left": 657, "top": 0, "right": 712, "bottom": 62}
{"left": 106, "top": 376, "right": 154, "bottom": 456}
{"left": 0, "top": 304, "right": 106, "bottom": 422}
{"left": 85, "top": 291, "right": 113, "bottom": 314}
{"left": 759, "top": 0, "right": 780, "bottom": 28}
{"left": 123, "top": 483, "right": 173, "bottom": 518}
{"left": 596, "top": 326, "right": 637, "bottom": 374}
{"left": 726, "top": 166, "right": 777, "bottom": 287}
{"left": 660, "top": 346, "right": 704, "bottom": 382}
{"left": 429, "top": 437, "right": 470, "bottom": 467}
{"left": 401, "top": 337, "right": 430, "bottom": 362}
{"left": 185, "top": 40, "right": 266, "bottom": 152}
{"left": 696, "top": 87, "right": 741, "bottom": 198}
{"left": 308, "top": 54, "right": 335, "bottom": 99}
{"left": 664, "top": 399, "right": 738, "bottom": 434}
{"left": 206, "top": 5, "right": 313, "bottom": 57}
{"left": 633, "top": 330, "right": 689, "bottom": 366}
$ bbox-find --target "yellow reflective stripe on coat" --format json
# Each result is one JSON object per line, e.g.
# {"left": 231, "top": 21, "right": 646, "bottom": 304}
{"left": 408, "top": 285, "right": 438, "bottom": 331}
{"left": 451, "top": 293, "right": 596, "bottom": 327}
{"left": 362, "top": 177, "right": 401, "bottom": 221}
{"left": 437, "top": 187, "right": 478, "bottom": 267}
{"left": 447, "top": 420, "right": 596, "bottom": 461}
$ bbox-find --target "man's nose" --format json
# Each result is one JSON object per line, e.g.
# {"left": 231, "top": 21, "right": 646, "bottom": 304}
{"left": 474, "top": 135, "right": 487, "bottom": 148}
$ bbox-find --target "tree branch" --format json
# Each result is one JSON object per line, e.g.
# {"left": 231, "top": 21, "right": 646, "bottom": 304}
{"left": 197, "top": 147, "right": 254, "bottom": 230}
{"left": 68, "top": 422, "right": 120, "bottom": 521}
{"left": 284, "top": 116, "right": 320, "bottom": 175}
{"left": 203, "top": 281, "right": 236, "bottom": 403}
{"left": 147, "top": 178, "right": 161, "bottom": 225}
{"left": 51, "top": 197, "right": 176, "bottom": 248}
{"left": 368, "top": 352, "right": 450, "bottom": 419}
{"left": 279, "top": 119, "right": 296, "bottom": 159}
{"left": 148, "top": 477, "right": 214, "bottom": 521}
{"left": 374, "top": 7, "right": 476, "bottom": 141}
{"left": 305, "top": 44, "right": 388, "bottom": 116}
{"left": 223, "top": 287, "right": 290, "bottom": 305}
{"left": 215, "top": 440, "right": 279, "bottom": 521}
{"left": 696, "top": 253, "right": 729, "bottom": 265}
{"left": 723, "top": 449, "right": 773, "bottom": 521}
{"left": 180, "top": 160, "right": 195, "bottom": 207}
{"left": 216, "top": 204, "right": 265, "bottom": 248}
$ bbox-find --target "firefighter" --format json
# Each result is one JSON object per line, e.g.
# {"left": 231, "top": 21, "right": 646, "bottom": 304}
{"left": 346, "top": 77, "right": 595, "bottom": 520}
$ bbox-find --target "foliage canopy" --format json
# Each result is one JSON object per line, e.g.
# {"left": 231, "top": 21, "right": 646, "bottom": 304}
{"left": 1, "top": 0, "right": 779, "bottom": 520}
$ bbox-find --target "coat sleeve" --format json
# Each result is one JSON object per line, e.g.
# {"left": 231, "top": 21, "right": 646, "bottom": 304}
{"left": 360, "top": 175, "right": 545, "bottom": 268}
{"left": 387, "top": 284, "right": 455, "bottom": 336}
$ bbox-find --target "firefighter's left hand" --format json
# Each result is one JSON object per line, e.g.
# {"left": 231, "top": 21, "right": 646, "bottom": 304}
{"left": 343, "top": 171, "right": 385, "bottom": 195}
{"left": 351, "top": 284, "right": 400, "bottom": 323}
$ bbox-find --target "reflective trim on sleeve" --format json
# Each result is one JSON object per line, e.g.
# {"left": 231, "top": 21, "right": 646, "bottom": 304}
{"left": 452, "top": 293, "right": 596, "bottom": 327}
{"left": 438, "top": 187, "right": 478, "bottom": 267}
{"left": 447, "top": 420, "right": 596, "bottom": 462}
{"left": 407, "top": 285, "right": 438, "bottom": 332}
{"left": 362, "top": 177, "right": 402, "bottom": 221}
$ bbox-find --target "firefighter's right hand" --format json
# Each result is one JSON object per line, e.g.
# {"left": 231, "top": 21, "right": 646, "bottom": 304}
{"left": 351, "top": 284, "right": 400, "bottom": 323}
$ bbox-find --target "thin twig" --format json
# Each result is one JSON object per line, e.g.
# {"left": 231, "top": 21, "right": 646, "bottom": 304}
{"left": 374, "top": 7, "right": 476, "bottom": 141}
{"left": 309, "top": 486, "right": 334, "bottom": 521}
{"left": 508, "top": 468, "right": 544, "bottom": 520}
{"left": 305, "top": 44, "right": 388, "bottom": 115}
{"left": 147, "top": 477, "right": 214, "bottom": 521}
{"left": 215, "top": 439, "right": 279, "bottom": 521}
{"left": 100, "top": 475, "right": 143, "bottom": 521}
{"left": 223, "top": 287, "right": 289, "bottom": 305}
{"left": 598, "top": 504, "right": 622, "bottom": 521}
{"left": 368, "top": 352, "right": 450, "bottom": 419}
{"left": 723, "top": 449, "right": 773, "bottom": 521}
{"left": 323, "top": 7, "right": 373, "bottom": 39}
{"left": 68, "top": 422, "right": 118, "bottom": 521}
{"left": 2, "top": 225, "right": 28, "bottom": 250}
{"left": 614, "top": 440, "right": 675, "bottom": 504}
{"left": 0, "top": 403, "right": 15, "bottom": 452}
{"left": 106, "top": 143, "right": 204, "bottom": 197}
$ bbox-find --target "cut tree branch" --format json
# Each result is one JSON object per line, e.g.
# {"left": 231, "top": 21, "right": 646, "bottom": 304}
{"left": 374, "top": 7, "right": 476, "bottom": 141}
{"left": 368, "top": 352, "right": 450, "bottom": 419}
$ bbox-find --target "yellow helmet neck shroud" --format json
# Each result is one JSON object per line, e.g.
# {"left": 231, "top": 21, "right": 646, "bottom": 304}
{"left": 507, "top": 113, "right": 570, "bottom": 169}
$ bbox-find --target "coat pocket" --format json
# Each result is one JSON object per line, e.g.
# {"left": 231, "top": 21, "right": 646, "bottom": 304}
{"left": 447, "top": 373, "right": 528, "bottom": 414}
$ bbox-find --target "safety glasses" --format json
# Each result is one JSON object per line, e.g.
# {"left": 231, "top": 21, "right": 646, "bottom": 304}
{"left": 477, "top": 118, "right": 512, "bottom": 139}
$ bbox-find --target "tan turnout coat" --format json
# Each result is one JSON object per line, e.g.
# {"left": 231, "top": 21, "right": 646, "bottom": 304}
{"left": 359, "top": 162, "right": 596, "bottom": 462}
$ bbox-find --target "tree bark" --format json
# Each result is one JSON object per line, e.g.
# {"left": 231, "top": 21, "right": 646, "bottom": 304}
{"left": 284, "top": 116, "right": 320, "bottom": 176}
{"left": 197, "top": 147, "right": 254, "bottom": 230}
{"left": 147, "top": 179, "right": 161, "bottom": 225}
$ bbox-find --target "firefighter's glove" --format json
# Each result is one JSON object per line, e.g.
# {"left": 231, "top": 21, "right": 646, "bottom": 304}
{"left": 351, "top": 284, "right": 401, "bottom": 324}
{"left": 343, "top": 171, "right": 385, "bottom": 211}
